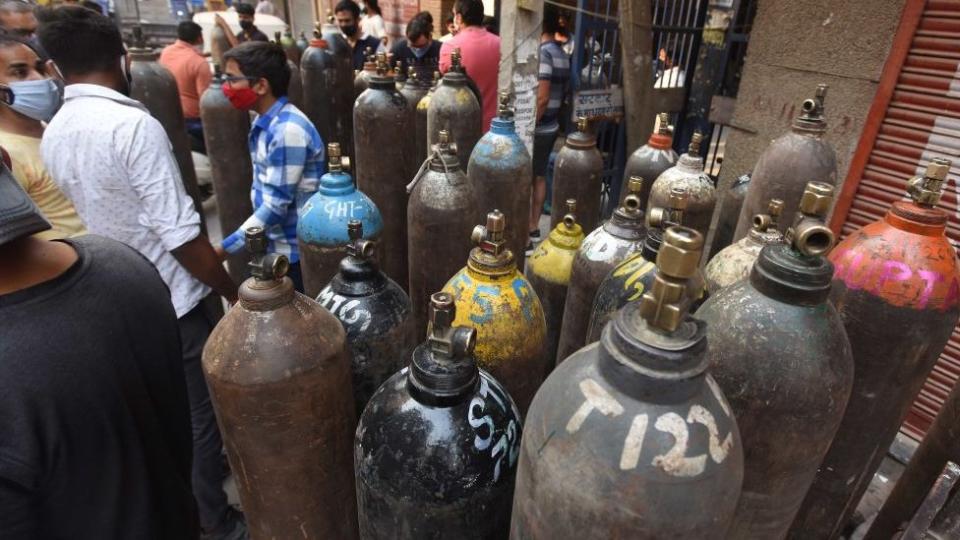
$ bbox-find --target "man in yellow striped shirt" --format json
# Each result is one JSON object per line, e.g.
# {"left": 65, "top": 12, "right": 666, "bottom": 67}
{"left": 0, "top": 33, "right": 84, "bottom": 239}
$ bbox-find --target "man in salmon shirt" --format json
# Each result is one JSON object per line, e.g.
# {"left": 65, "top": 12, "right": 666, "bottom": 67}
{"left": 159, "top": 21, "right": 212, "bottom": 153}
{"left": 438, "top": 0, "right": 500, "bottom": 131}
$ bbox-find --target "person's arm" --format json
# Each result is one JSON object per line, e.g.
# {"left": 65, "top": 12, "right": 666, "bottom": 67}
{"left": 221, "top": 121, "right": 308, "bottom": 256}
{"left": 215, "top": 14, "right": 240, "bottom": 48}
{"left": 536, "top": 47, "right": 553, "bottom": 123}
{"left": 438, "top": 40, "right": 452, "bottom": 73}
{"left": 123, "top": 116, "right": 238, "bottom": 302}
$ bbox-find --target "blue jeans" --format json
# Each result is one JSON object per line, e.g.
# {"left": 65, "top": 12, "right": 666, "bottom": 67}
{"left": 185, "top": 118, "right": 205, "bottom": 154}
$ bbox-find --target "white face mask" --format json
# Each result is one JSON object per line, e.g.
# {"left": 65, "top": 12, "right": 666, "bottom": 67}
{"left": 1, "top": 78, "right": 64, "bottom": 122}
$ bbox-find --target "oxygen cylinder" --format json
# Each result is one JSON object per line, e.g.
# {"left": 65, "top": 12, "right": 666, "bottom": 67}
{"left": 550, "top": 116, "right": 604, "bottom": 233}
{"left": 355, "top": 292, "right": 521, "bottom": 539}
{"left": 554, "top": 179, "right": 647, "bottom": 365}
{"left": 399, "top": 68, "right": 429, "bottom": 134}
{"left": 280, "top": 29, "right": 301, "bottom": 65}
{"left": 512, "top": 226, "right": 743, "bottom": 538}
{"left": 415, "top": 71, "right": 441, "bottom": 163}
{"left": 273, "top": 32, "right": 302, "bottom": 108}
{"left": 354, "top": 48, "right": 377, "bottom": 98}
{"left": 296, "top": 31, "right": 309, "bottom": 52}
{"left": 698, "top": 182, "right": 853, "bottom": 539}
{"left": 128, "top": 28, "right": 203, "bottom": 229}
{"left": 427, "top": 49, "right": 482, "bottom": 168}
{"left": 407, "top": 130, "right": 479, "bottom": 338}
{"left": 468, "top": 93, "right": 533, "bottom": 266}
{"left": 354, "top": 52, "right": 411, "bottom": 290}
{"left": 733, "top": 84, "right": 837, "bottom": 242}
{"left": 300, "top": 19, "right": 354, "bottom": 159}
{"left": 585, "top": 185, "right": 704, "bottom": 344}
{"left": 317, "top": 220, "right": 416, "bottom": 416}
{"left": 200, "top": 71, "right": 253, "bottom": 283}
{"left": 703, "top": 198, "right": 784, "bottom": 295}
{"left": 210, "top": 23, "right": 230, "bottom": 68}
{"left": 708, "top": 172, "right": 751, "bottom": 259}
{"left": 526, "top": 199, "right": 584, "bottom": 375}
{"left": 790, "top": 158, "right": 960, "bottom": 539}
{"left": 620, "top": 112, "right": 678, "bottom": 208}
{"left": 202, "top": 227, "right": 358, "bottom": 539}
{"left": 298, "top": 143, "right": 384, "bottom": 298}
{"left": 443, "top": 210, "right": 548, "bottom": 415}
{"left": 647, "top": 131, "right": 715, "bottom": 239}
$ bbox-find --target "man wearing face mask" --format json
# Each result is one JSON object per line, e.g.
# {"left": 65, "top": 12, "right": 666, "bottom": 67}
{"left": 0, "top": 34, "right": 84, "bottom": 240}
{"left": 335, "top": 0, "right": 383, "bottom": 70}
{"left": 37, "top": 8, "right": 245, "bottom": 540}
{"left": 234, "top": 2, "right": 268, "bottom": 44}
{"left": 160, "top": 21, "right": 212, "bottom": 153}
{"left": 216, "top": 41, "right": 323, "bottom": 293}
{"left": 390, "top": 11, "right": 440, "bottom": 79}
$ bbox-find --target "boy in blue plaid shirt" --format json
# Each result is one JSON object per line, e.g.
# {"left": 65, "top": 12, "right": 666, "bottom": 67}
{"left": 215, "top": 41, "right": 324, "bottom": 292}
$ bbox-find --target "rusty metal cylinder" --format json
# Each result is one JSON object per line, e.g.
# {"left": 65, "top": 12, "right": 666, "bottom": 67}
{"left": 128, "top": 33, "right": 204, "bottom": 230}
{"left": 317, "top": 220, "right": 416, "bottom": 417}
{"left": 354, "top": 48, "right": 377, "bottom": 98}
{"left": 200, "top": 72, "right": 253, "bottom": 283}
{"left": 733, "top": 84, "right": 837, "bottom": 242}
{"left": 399, "top": 68, "right": 430, "bottom": 170}
{"left": 407, "top": 131, "right": 480, "bottom": 338}
{"left": 354, "top": 54, "right": 412, "bottom": 290}
{"left": 427, "top": 49, "right": 482, "bottom": 169}
{"left": 202, "top": 228, "right": 358, "bottom": 539}
{"left": 586, "top": 186, "right": 705, "bottom": 344}
{"left": 619, "top": 112, "right": 678, "bottom": 208}
{"left": 512, "top": 227, "right": 743, "bottom": 538}
{"left": 790, "top": 158, "right": 960, "bottom": 539}
{"left": 526, "top": 199, "right": 584, "bottom": 376}
{"left": 298, "top": 143, "right": 383, "bottom": 298}
{"left": 866, "top": 378, "right": 960, "bottom": 539}
{"left": 468, "top": 93, "right": 533, "bottom": 268}
{"left": 443, "top": 210, "right": 548, "bottom": 415}
{"left": 301, "top": 21, "right": 355, "bottom": 159}
{"left": 554, "top": 179, "right": 648, "bottom": 365}
{"left": 647, "top": 131, "right": 715, "bottom": 239}
{"left": 551, "top": 116, "right": 604, "bottom": 233}
{"left": 416, "top": 71, "right": 441, "bottom": 163}
{"left": 210, "top": 23, "right": 230, "bottom": 68}
{"left": 698, "top": 182, "right": 853, "bottom": 539}
{"left": 703, "top": 198, "right": 784, "bottom": 294}
{"left": 708, "top": 172, "right": 751, "bottom": 259}
{"left": 355, "top": 292, "right": 520, "bottom": 539}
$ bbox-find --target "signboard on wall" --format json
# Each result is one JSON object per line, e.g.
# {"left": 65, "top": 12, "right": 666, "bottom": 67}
{"left": 572, "top": 86, "right": 625, "bottom": 121}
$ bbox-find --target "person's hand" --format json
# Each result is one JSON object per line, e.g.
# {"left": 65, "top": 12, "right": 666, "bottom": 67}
{"left": 214, "top": 14, "right": 229, "bottom": 30}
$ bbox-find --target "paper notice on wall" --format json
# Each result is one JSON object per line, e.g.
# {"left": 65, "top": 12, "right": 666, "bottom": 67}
{"left": 513, "top": 72, "right": 539, "bottom": 158}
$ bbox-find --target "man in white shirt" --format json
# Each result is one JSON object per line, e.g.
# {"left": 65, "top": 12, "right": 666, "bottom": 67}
{"left": 37, "top": 7, "right": 245, "bottom": 540}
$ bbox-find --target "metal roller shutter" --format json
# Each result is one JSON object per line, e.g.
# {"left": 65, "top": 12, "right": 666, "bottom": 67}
{"left": 830, "top": 0, "right": 960, "bottom": 441}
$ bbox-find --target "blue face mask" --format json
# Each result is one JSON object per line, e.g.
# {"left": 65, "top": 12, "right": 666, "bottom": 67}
{"left": 410, "top": 44, "right": 430, "bottom": 58}
{"left": 1, "top": 78, "right": 63, "bottom": 122}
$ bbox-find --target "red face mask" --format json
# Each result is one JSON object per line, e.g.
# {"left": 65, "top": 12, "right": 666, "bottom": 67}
{"left": 222, "top": 84, "right": 258, "bottom": 110}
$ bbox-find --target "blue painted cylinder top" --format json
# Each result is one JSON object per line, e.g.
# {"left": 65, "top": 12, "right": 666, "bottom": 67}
{"left": 297, "top": 169, "right": 384, "bottom": 247}
{"left": 471, "top": 116, "right": 530, "bottom": 171}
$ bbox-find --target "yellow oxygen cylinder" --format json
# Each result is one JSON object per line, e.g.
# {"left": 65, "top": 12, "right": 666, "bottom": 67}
{"left": 443, "top": 209, "right": 548, "bottom": 415}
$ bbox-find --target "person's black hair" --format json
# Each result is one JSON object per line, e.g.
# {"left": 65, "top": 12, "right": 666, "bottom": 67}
{"left": 453, "top": 0, "right": 483, "bottom": 26}
{"left": 223, "top": 41, "right": 289, "bottom": 98}
{"left": 482, "top": 15, "right": 497, "bottom": 35}
{"left": 417, "top": 10, "right": 432, "bottom": 25}
{"left": 444, "top": 13, "right": 453, "bottom": 25}
{"left": 36, "top": 6, "right": 124, "bottom": 77}
{"left": 334, "top": 0, "right": 360, "bottom": 19}
{"left": 542, "top": 5, "right": 559, "bottom": 35}
{"left": 80, "top": 0, "right": 103, "bottom": 14}
{"left": 235, "top": 3, "right": 254, "bottom": 16}
{"left": 405, "top": 12, "right": 431, "bottom": 42}
{"left": 177, "top": 20, "right": 202, "bottom": 43}
{"left": 364, "top": 0, "right": 380, "bottom": 16}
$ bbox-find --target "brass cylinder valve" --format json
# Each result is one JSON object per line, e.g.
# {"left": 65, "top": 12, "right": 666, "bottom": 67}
{"left": 613, "top": 177, "right": 644, "bottom": 220}
{"left": 246, "top": 227, "right": 289, "bottom": 281}
{"left": 752, "top": 198, "right": 784, "bottom": 232}
{"left": 428, "top": 292, "right": 476, "bottom": 358}
{"left": 648, "top": 186, "right": 688, "bottom": 230}
{"left": 784, "top": 182, "right": 836, "bottom": 257}
{"left": 498, "top": 92, "right": 514, "bottom": 119}
{"left": 451, "top": 48, "right": 463, "bottom": 70}
{"left": 471, "top": 210, "right": 507, "bottom": 256}
{"left": 907, "top": 157, "right": 951, "bottom": 207}
{"left": 346, "top": 220, "right": 375, "bottom": 260}
{"left": 687, "top": 131, "right": 703, "bottom": 158}
{"left": 801, "top": 84, "right": 828, "bottom": 121}
{"left": 639, "top": 226, "right": 704, "bottom": 332}
{"left": 657, "top": 112, "right": 670, "bottom": 135}
{"left": 576, "top": 116, "right": 589, "bottom": 134}
{"left": 327, "top": 142, "right": 350, "bottom": 172}
{"left": 431, "top": 129, "right": 458, "bottom": 157}
{"left": 375, "top": 52, "right": 389, "bottom": 75}
{"left": 563, "top": 198, "right": 577, "bottom": 229}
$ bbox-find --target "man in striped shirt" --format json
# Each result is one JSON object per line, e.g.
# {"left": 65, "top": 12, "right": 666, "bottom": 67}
{"left": 529, "top": 5, "right": 570, "bottom": 253}
{"left": 217, "top": 42, "right": 324, "bottom": 292}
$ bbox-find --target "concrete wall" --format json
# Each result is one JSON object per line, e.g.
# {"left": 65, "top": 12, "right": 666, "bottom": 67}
{"left": 714, "top": 0, "right": 907, "bottom": 214}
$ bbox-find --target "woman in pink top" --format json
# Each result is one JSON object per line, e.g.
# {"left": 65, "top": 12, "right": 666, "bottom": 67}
{"left": 438, "top": 0, "right": 501, "bottom": 131}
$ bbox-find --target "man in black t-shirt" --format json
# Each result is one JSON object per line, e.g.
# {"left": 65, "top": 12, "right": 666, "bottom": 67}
{"left": 390, "top": 11, "right": 441, "bottom": 80}
{"left": 0, "top": 163, "right": 200, "bottom": 538}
